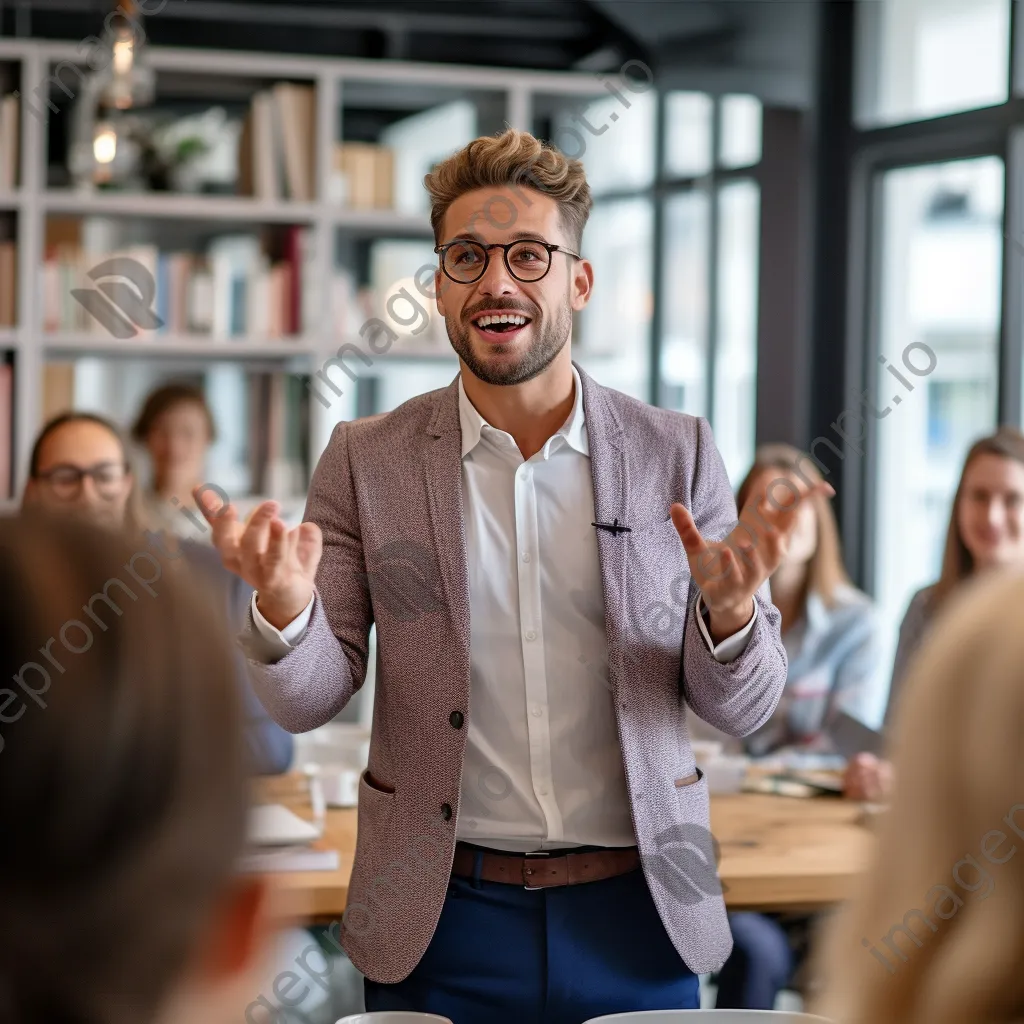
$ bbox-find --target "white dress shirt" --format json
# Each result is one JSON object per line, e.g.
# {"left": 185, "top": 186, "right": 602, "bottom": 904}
{"left": 253, "top": 366, "right": 755, "bottom": 851}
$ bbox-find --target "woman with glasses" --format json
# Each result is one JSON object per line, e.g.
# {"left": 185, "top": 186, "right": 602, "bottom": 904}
{"left": 21, "top": 411, "right": 294, "bottom": 777}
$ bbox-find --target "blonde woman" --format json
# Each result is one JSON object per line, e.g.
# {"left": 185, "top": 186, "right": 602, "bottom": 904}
{"left": 732, "top": 443, "right": 886, "bottom": 759}
{"left": 844, "top": 426, "right": 1024, "bottom": 801}
{"left": 814, "top": 568, "right": 1024, "bottom": 1024}
{"left": 710, "top": 444, "right": 886, "bottom": 1009}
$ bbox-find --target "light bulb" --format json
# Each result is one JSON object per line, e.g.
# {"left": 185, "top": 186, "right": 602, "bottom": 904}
{"left": 112, "top": 36, "right": 134, "bottom": 75}
{"left": 94, "top": 126, "right": 118, "bottom": 164}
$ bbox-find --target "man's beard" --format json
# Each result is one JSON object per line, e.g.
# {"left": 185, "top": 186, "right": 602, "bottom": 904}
{"left": 445, "top": 303, "right": 572, "bottom": 386}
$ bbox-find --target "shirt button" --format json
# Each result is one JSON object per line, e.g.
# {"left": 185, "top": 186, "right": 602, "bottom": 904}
{"left": 522, "top": 552, "right": 532, "bottom": 562}
{"left": 441, "top": 803, "right": 453, "bottom": 821}
{"left": 531, "top": 705, "right": 542, "bottom": 717}
{"left": 538, "top": 786, "right": 549, "bottom": 796}
{"left": 525, "top": 629, "right": 537, "bottom": 641}
{"left": 449, "top": 710, "right": 464, "bottom": 729}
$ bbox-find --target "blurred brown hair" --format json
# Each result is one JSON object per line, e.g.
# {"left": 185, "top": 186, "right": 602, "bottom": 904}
{"left": 0, "top": 514, "right": 249, "bottom": 1024}
{"left": 932, "top": 427, "right": 1024, "bottom": 611}
{"left": 814, "top": 569, "right": 1024, "bottom": 1023}
{"left": 736, "top": 442, "right": 852, "bottom": 609}
{"left": 131, "top": 382, "right": 216, "bottom": 445}
{"left": 424, "top": 128, "right": 593, "bottom": 249}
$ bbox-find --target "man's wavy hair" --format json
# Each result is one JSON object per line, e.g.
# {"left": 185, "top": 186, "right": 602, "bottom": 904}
{"left": 424, "top": 129, "right": 593, "bottom": 250}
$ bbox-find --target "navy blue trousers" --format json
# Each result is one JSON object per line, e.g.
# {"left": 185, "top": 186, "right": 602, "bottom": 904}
{"left": 364, "top": 854, "right": 699, "bottom": 1024}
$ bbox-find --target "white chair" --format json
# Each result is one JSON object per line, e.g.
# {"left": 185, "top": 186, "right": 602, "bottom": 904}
{"left": 335, "top": 1013, "right": 454, "bottom": 1024}
{"left": 583, "top": 1012, "right": 833, "bottom": 1023}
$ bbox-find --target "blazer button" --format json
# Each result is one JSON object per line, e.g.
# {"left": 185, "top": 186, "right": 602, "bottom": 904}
{"left": 441, "top": 803, "right": 453, "bottom": 821}
{"left": 449, "top": 710, "right": 464, "bottom": 729}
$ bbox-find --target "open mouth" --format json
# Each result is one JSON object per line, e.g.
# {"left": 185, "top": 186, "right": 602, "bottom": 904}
{"left": 471, "top": 312, "right": 532, "bottom": 338}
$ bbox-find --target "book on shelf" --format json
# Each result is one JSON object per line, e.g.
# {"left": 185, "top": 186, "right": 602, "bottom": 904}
{"left": 331, "top": 143, "right": 394, "bottom": 209}
{"left": 43, "top": 227, "right": 313, "bottom": 339}
{"left": 238, "top": 83, "right": 316, "bottom": 202}
{"left": 0, "top": 240, "right": 15, "bottom": 327}
{"left": 43, "top": 362, "right": 75, "bottom": 422}
{"left": 0, "top": 360, "right": 12, "bottom": 500}
{"left": 0, "top": 93, "right": 18, "bottom": 191}
{"left": 247, "top": 370, "right": 311, "bottom": 498}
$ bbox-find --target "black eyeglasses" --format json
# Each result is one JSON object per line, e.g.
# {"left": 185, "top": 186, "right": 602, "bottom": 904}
{"left": 434, "top": 238, "right": 582, "bottom": 284}
{"left": 35, "top": 461, "right": 128, "bottom": 500}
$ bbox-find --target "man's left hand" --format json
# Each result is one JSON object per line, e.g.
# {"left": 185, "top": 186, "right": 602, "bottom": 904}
{"left": 669, "top": 473, "right": 834, "bottom": 642}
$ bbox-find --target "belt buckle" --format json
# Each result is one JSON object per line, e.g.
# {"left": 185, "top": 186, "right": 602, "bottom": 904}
{"left": 522, "top": 849, "right": 551, "bottom": 891}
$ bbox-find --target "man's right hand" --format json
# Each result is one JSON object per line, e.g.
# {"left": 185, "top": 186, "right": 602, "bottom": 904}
{"left": 196, "top": 489, "right": 323, "bottom": 631}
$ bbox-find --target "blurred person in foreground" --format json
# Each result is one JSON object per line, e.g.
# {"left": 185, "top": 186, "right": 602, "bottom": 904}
{"left": 21, "top": 411, "right": 293, "bottom": 775}
{"left": 843, "top": 426, "right": 1024, "bottom": 802}
{"left": 0, "top": 514, "right": 269, "bottom": 1024}
{"left": 813, "top": 568, "right": 1024, "bottom": 1024}
{"left": 131, "top": 382, "right": 218, "bottom": 539}
{"left": 706, "top": 444, "right": 886, "bottom": 1009}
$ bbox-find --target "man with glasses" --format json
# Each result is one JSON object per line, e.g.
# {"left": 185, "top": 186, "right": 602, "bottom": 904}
{"left": 24, "top": 412, "right": 133, "bottom": 528}
{"left": 202, "top": 129, "right": 816, "bottom": 1022}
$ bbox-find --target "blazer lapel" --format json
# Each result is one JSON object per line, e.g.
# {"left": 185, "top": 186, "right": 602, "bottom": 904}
{"left": 424, "top": 380, "right": 471, "bottom": 663}
{"left": 577, "top": 365, "right": 629, "bottom": 689}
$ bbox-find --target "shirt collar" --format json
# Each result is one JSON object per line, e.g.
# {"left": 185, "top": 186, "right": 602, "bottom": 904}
{"left": 457, "top": 364, "right": 588, "bottom": 459}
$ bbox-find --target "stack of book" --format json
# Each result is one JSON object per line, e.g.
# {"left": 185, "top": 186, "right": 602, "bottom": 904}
{"left": 330, "top": 142, "right": 394, "bottom": 209}
{"left": 237, "top": 83, "right": 317, "bottom": 202}
{"left": 0, "top": 93, "right": 17, "bottom": 191}
{"left": 43, "top": 227, "right": 316, "bottom": 339}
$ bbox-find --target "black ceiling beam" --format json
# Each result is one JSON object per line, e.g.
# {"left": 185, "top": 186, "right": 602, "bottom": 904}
{"left": 15, "top": 0, "right": 596, "bottom": 40}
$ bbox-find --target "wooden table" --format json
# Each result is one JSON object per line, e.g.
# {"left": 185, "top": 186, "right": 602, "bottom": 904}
{"left": 256, "top": 775, "right": 876, "bottom": 925}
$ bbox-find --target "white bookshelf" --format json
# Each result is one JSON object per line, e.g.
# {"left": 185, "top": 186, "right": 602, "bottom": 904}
{"left": 0, "top": 38, "right": 619, "bottom": 500}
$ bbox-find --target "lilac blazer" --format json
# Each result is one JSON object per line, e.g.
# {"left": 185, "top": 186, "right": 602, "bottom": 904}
{"left": 242, "top": 364, "right": 787, "bottom": 983}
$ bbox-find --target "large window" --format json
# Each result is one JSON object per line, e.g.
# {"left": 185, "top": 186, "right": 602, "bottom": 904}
{"left": 855, "top": 0, "right": 1011, "bottom": 126}
{"left": 537, "top": 88, "right": 764, "bottom": 431}
{"left": 658, "top": 92, "right": 763, "bottom": 485}
{"left": 871, "top": 157, "right": 1004, "bottom": 678}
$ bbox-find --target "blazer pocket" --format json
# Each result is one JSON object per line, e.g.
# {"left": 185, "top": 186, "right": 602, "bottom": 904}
{"left": 675, "top": 766, "right": 705, "bottom": 788}
{"left": 361, "top": 768, "right": 396, "bottom": 797}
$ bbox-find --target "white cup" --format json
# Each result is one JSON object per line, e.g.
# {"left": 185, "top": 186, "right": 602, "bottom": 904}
{"left": 304, "top": 763, "right": 361, "bottom": 807}
{"left": 335, "top": 1014, "right": 454, "bottom": 1023}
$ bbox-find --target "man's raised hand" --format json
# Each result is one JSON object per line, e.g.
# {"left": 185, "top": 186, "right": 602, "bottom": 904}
{"left": 195, "top": 488, "right": 322, "bottom": 631}
{"left": 669, "top": 469, "right": 834, "bottom": 642}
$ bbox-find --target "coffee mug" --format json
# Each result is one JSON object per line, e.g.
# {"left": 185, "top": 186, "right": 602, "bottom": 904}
{"left": 304, "top": 763, "right": 360, "bottom": 807}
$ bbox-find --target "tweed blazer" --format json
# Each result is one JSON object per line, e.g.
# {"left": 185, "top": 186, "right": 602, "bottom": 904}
{"left": 242, "top": 364, "right": 787, "bottom": 983}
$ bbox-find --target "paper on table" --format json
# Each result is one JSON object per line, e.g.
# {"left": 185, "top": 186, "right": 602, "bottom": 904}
{"left": 247, "top": 803, "right": 323, "bottom": 846}
{"left": 238, "top": 845, "right": 339, "bottom": 873}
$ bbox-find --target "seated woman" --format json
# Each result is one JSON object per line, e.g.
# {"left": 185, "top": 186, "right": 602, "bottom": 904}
{"left": 814, "top": 569, "right": 1024, "bottom": 1024}
{"left": 843, "top": 426, "right": 1024, "bottom": 801}
{"left": 0, "top": 514, "right": 269, "bottom": 1024}
{"left": 131, "top": 382, "right": 217, "bottom": 539}
{"left": 710, "top": 443, "right": 886, "bottom": 1010}
{"left": 21, "top": 411, "right": 293, "bottom": 775}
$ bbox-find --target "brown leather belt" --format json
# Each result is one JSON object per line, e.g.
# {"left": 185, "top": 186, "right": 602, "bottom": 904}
{"left": 452, "top": 842, "right": 640, "bottom": 889}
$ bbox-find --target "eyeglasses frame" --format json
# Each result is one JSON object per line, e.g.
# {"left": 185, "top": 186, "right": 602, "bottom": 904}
{"left": 434, "top": 237, "right": 583, "bottom": 284}
{"left": 34, "top": 461, "right": 130, "bottom": 499}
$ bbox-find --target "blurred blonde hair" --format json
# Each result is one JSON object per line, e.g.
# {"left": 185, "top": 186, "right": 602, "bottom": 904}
{"left": 736, "top": 442, "right": 853, "bottom": 609}
{"left": 424, "top": 128, "right": 593, "bottom": 248}
{"left": 813, "top": 569, "right": 1024, "bottom": 1024}
{"left": 933, "top": 427, "right": 1024, "bottom": 611}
